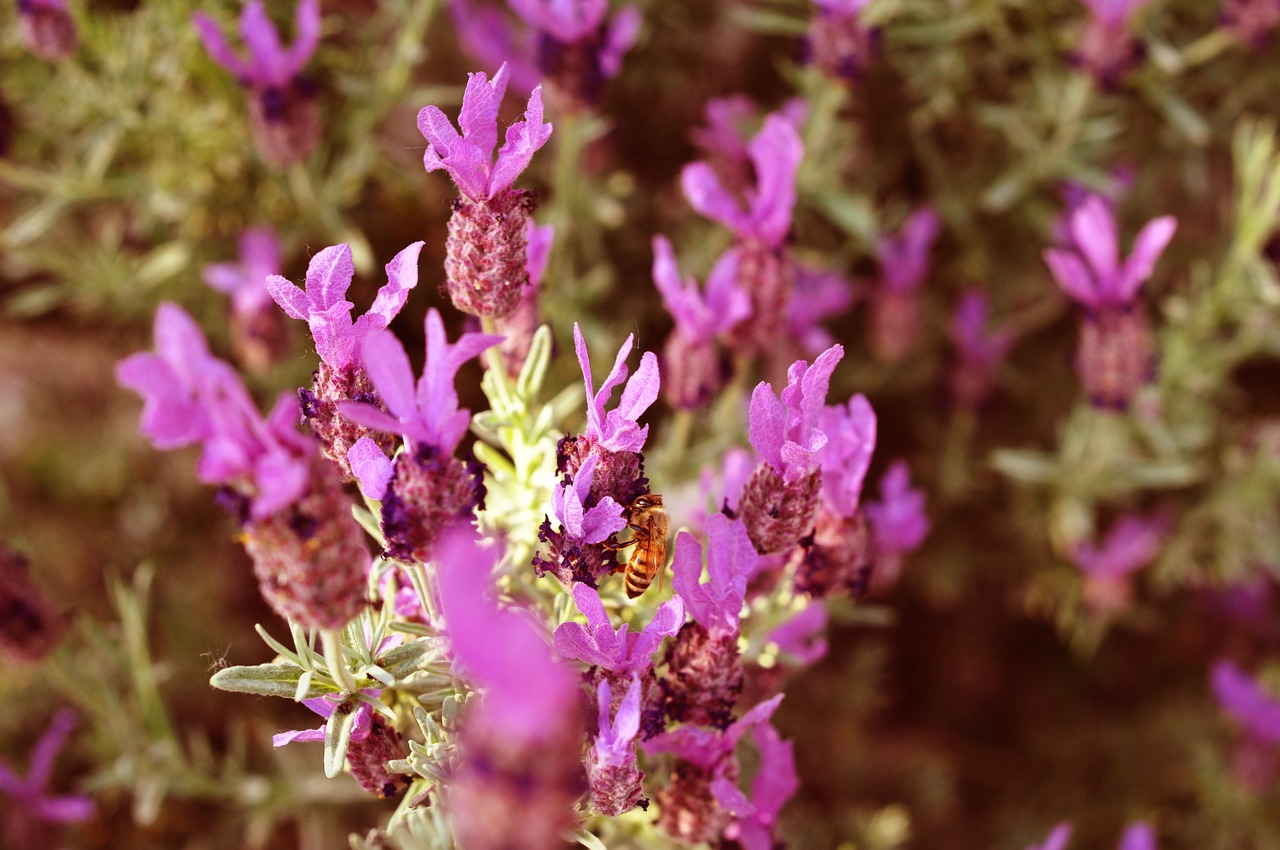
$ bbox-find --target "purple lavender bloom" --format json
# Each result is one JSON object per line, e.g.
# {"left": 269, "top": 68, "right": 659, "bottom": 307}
{"left": 417, "top": 64, "right": 551, "bottom": 203}
{"left": 204, "top": 227, "right": 281, "bottom": 320}
{"left": 1212, "top": 659, "right": 1280, "bottom": 744}
{"left": 435, "top": 524, "right": 578, "bottom": 741}
{"left": 690, "top": 96, "right": 807, "bottom": 197}
{"left": 749, "top": 345, "right": 844, "bottom": 483}
{"left": 339, "top": 308, "right": 501, "bottom": 458}
{"left": 507, "top": 0, "right": 641, "bottom": 108}
{"left": 717, "top": 723, "right": 799, "bottom": 850}
{"left": 766, "top": 602, "right": 829, "bottom": 665}
{"left": 267, "top": 242, "right": 422, "bottom": 372}
{"left": 116, "top": 303, "right": 313, "bottom": 520}
{"left": 806, "top": 0, "right": 878, "bottom": 81}
{"left": 553, "top": 455, "right": 628, "bottom": 543}
{"left": 1221, "top": 0, "right": 1280, "bottom": 45}
{"left": 877, "top": 208, "right": 939, "bottom": 294}
{"left": 682, "top": 114, "right": 804, "bottom": 250}
{"left": 1074, "top": 0, "right": 1151, "bottom": 85}
{"left": 1072, "top": 513, "right": 1165, "bottom": 579}
{"left": 1027, "top": 823, "right": 1073, "bottom": 850}
{"left": 448, "top": 0, "right": 542, "bottom": 95}
{"left": 586, "top": 676, "right": 646, "bottom": 815}
{"left": 272, "top": 691, "right": 377, "bottom": 747}
{"left": 816, "top": 394, "right": 877, "bottom": 518}
{"left": 1043, "top": 195, "right": 1176, "bottom": 310}
{"left": 788, "top": 262, "right": 856, "bottom": 356}
{"left": 864, "top": 460, "right": 930, "bottom": 557}
{"left": 0, "top": 710, "right": 94, "bottom": 848}
{"left": 573, "top": 323, "right": 661, "bottom": 454}
{"left": 17, "top": 0, "right": 77, "bottom": 60}
{"left": 1118, "top": 822, "right": 1157, "bottom": 850}
{"left": 671, "top": 514, "right": 757, "bottom": 637}
{"left": 952, "top": 291, "right": 1013, "bottom": 370}
{"left": 553, "top": 582, "right": 684, "bottom": 676}
{"left": 644, "top": 693, "right": 784, "bottom": 769}
{"left": 193, "top": 0, "right": 322, "bottom": 167}
{"left": 652, "top": 237, "right": 751, "bottom": 344}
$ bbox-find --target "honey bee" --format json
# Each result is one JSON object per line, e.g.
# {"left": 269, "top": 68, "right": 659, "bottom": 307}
{"left": 618, "top": 493, "right": 669, "bottom": 599}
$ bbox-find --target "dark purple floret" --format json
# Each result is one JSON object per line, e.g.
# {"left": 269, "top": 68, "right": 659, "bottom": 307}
{"left": 663, "top": 622, "right": 743, "bottom": 731}
{"left": 347, "top": 713, "right": 412, "bottom": 799}
{"left": 557, "top": 434, "right": 649, "bottom": 508}
{"left": 532, "top": 516, "right": 618, "bottom": 587}
{"left": 793, "top": 509, "right": 873, "bottom": 598}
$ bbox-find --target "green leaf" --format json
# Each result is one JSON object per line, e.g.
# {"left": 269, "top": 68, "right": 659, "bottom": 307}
{"left": 570, "top": 828, "right": 609, "bottom": 850}
{"left": 378, "top": 638, "right": 441, "bottom": 680}
{"left": 324, "top": 696, "right": 360, "bottom": 778}
{"left": 210, "top": 663, "right": 337, "bottom": 700}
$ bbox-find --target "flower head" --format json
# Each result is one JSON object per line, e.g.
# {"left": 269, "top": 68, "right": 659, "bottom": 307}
{"left": 719, "top": 723, "right": 799, "bottom": 850}
{"left": 788, "top": 262, "right": 855, "bottom": 356}
{"left": 193, "top": 0, "right": 320, "bottom": 88}
{"left": 652, "top": 237, "right": 751, "bottom": 343}
{"left": 749, "top": 345, "right": 844, "bottom": 482}
{"left": 203, "top": 227, "right": 281, "bottom": 319}
{"left": 672, "top": 514, "right": 757, "bottom": 636}
{"left": 552, "top": 455, "right": 628, "bottom": 544}
{"left": 573, "top": 323, "right": 661, "bottom": 453}
{"left": 1043, "top": 195, "right": 1176, "bottom": 310}
{"left": 1212, "top": 659, "right": 1280, "bottom": 744}
{"left": 865, "top": 460, "right": 930, "bottom": 556}
{"left": 877, "top": 207, "right": 940, "bottom": 294}
{"left": 339, "top": 308, "right": 501, "bottom": 459}
{"left": 682, "top": 114, "right": 804, "bottom": 248}
{"left": 267, "top": 242, "right": 422, "bottom": 371}
{"left": 643, "top": 693, "right": 784, "bottom": 769}
{"left": 553, "top": 582, "right": 684, "bottom": 676}
{"left": 448, "top": 0, "right": 542, "bottom": 94}
{"left": 17, "top": 0, "right": 77, "bottom": 60}
{"left": 417, "top": 64, "right": 552, "bottom": 202}
{"left": 0, "top": 710, "right": 94, "bottom": 847}
{"left": 952, "top": 290, "right": 1013, "bottom": 368}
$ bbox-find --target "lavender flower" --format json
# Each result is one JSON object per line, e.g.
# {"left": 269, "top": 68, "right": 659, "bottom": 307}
{"left": 17, "top": 0, "right": 77, "bottom": 60}
{"left": 1119, "top": 822, "right": 1157, "bottom": 850}
{"left": 690, "top": 95, "right": 807, "bottom": 198}
{"left": 865, "top": 460, "right": 930, "bottom": 558}
{"left": 448, "top": 0, "right": 542, "bottom": 95}
{"left": 645, "top": 694, "right": 785, "bottom": 844}
{"left": 418, "top": 64, "right": 551, "bottom": 318}
{"left": 651, "top": 236, "right": 750, "bottom": 409}
{"left": 1212, "top": 659, "right": 1280, "bottom": 744}
{"left": 553, "top": 582, "right": 685, "bottom": 678}
{"left": 267, "top": 242, "right": 421, "bottom": 478}
{"left": 1026, "top": 823, "right": 1073, "bottom": 850}
{"left": 805, "top": 0, "right": 878, "bottom": 81}
{"left": 788, "top": 261, "right": 856, "bottom": 357}
{"left": 1071, "top": 512, "right": 1166, "bottom": 613}
{"left": 434, "top": 525, "right": 584, "bottom": 850}
{"left": 1043, "top": 194, "right": 1175, "bottom": 408}
{"left": 683, "top": 114, "right": 804, "bottom": 354}
{"left": 533, "top": 454, "right": 628, "bottom": 586}
{"left": 766, "top": 602, "right": 829, "bottom": 666}
{"left": 0, "top": 710, "right": 93, "bottom": 849}
{"left": 869, "top": 207, "right": 939, "bottom": 363}
{"left": 204, "top": 227, "right": 287, "bottom": 372}
{"left": 950, "top": 290, "right": 1013, "bottom": 410}
{"left": 718, "top": 723, "right": 799, "bottom": 850}
{"left": 0, "top": 544, "right": 62, "bottom": 662}
{"left": 272, "top": 690, "right": 409, "bottom": 798}
{"left": 739, "top": 345, "right": 844, "bottom": 555}
{"left": 586, "top": 677, "right": 647, "bottom": 815}
{"left": 1075, "top": 0, "right": 1152, "bottom": 85}
{"left": 193, "top": 0, "right": 322, "bottom": 167}
{"left": 507, "top": 0, "right": 642, "bottom": 111}
{"left": 339, "top": 309, "right": 500, "bottom": 562}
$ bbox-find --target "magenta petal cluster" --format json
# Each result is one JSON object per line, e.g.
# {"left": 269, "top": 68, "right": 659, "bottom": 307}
{"left": 749, "top": 344, "right": 845, "bottom": 482}
{"left": 553, "top": 582, "right": 684, "bottom": 675}
{"left": 643, "top": 693, "right": 784, "bottom": 770}
{"left": 1071, "top": 513, "right": 1166, "bottom": 578}
{"left": 766, "top": 603, "right": 829, "bottom": 665}
{"left": 718, "top": 723, "right": 799, "bottom": 850}
{"left": 682, "top": 114, "right": 805, "bottom": 249}
{"left": 816, "top": 393, "right": 877, "bottom": 517}
{"left": 204, "top": 227, "right": 282, "bottom": 319}
{"left": 865, "top": 460, "right": 930, "bottom": 556}
{"left": 652, "top": 237, "right": 752, "bottom": 342}
{"left": 267, "top": 242, "right": 422, "bottom": 370}
{"left": 574, "top": 323, "right": 661, "bottom": 453}
{"left": 671, "top": 513, "right": 757, "bottom": 636}
{"left": 1043, "top": 195, "right": 1176, "bottom": 309}
{"left": 272, "top": 691, "right": 378, "bottom": 747}
{"left": 0, "top": 710, "right": 94, "bottom": 838}
{"left": 193, "top": 0, "right": 320, "bottom": 87}
{"left": 877, "top": 207, "right": 940, "bottom": 293}
{"left": 553, "top": 455, "right": 628, "bottom": 543}
{"left": 116, "top": 303, "right": 313, "bottom": 519}
{"left": 1212, "top": 659, "right": 1280, "bottom": 743}
{"left": 339, "top": 308, "right": 501, "bottom": 457}
{"left": 593, "top": 676, "right": 643, "bottom": 767}
{"left": 418, "top": 64, "right": 552, "bottom": 202}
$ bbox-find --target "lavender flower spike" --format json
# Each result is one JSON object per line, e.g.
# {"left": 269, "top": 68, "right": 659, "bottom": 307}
{"left": 586, "top": 677, "right": 647, "bottom": 816}
{"left": 1044, "top": 195, "right": 1175, "bottom": 310}
{"left": 865, "top": 460, "right": 930, "bottom": 558}
{"left": 193, "top": 0, "right": 323, "bottom": 167}
{"left": 672, "top": 514, "right": 757, "bottom": 637}
{"left": 418, "top": 64, "right": 551, "bottom": 202}
{"left": 204, "top": 227, "right": 288, "bottom": 371}
{"left": 1212, "top": 659, "right": 1280, "bottom": 744}
{"left": 506, "top": 0, "right": 641, "bottom": 111}
{"left": 652, "top": 237, "right": 751, "bottom": 343}
{"left": 553, "top": 582, "right": 684, "bottom": 676}
{"left": 749, "top": 345, "right": 844, "bottom": 483}
{"left": 0, "top": 710, "right": 94, "bottom": 848}
{"left": 553, "top": 455, "right": 628, "bottom": 545}
{"left": 877, "top": 207, "right": 940, "bottom": 294}
{"left": 573, "top": 323, "right": 661, "bottom": 454}
{"left": 817, "top": 393, "right": 877, "bottom": 519}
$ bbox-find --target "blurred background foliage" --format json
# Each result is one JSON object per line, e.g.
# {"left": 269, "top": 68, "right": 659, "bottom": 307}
{"left": 5, "top": 0, "right": 1280, "bottom": 847}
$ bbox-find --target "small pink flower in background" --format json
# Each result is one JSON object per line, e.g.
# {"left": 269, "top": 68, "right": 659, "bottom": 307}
{"left": 1220, "top": 0, "right": 1280, "bottom": 46}
{"left": 17, "top": 0, "right": 77, "bottom": 60}
{"left": 1118, "top": 822, "right": 1158, "bottom": 850}
{"left": 806, "top": 0, "right": 878, "bottom": 82}
{"left": 690, "top": 95, "right": 807, "bottom": 197}
{"left": 1026, "top": 823, "right": 1073, "bottom": 850}
{"left": 869, "top": 207, "right": 939, "bottom": 363}
{"left": 204, "top": 227, "right": 287, "bottom": 372}
{"left": 864, "top": 459, "right": 929, "bottom": 589}
{"left": 507, "top": 0, "right": 641, "bottom": 111}
{"left": 419, "top": 65, "right": 552, "bottom": 318}
{"left": 0, "top": 710, "right": 94, "bottom": 849}
{"left": 1070, "top": 512, "right": 1166, "bottom": 613}
{"left": 789, "top": 262, "right": 856, "bottom": 357}
{"left": 949, "top": 290, "right": 1013, "bottom": 410}
{"left": 448, "top": 0, "right": 542, "bottom": 94}
{"left": 193, "top": 0, "right": 322, "bottom": 167}
{"left": 718, "top": 723, "right": 799, "bottom": 850}
{"left": 1212, "top": 659, "right": 1280, "bottom": 789}
{"left": 1074, "top": 0, "right": 1153, "bottom": 86}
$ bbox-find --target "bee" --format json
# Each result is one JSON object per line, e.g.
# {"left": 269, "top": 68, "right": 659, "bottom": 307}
{"left": 618, "top": 494, "right": 670, "bottom": 599}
